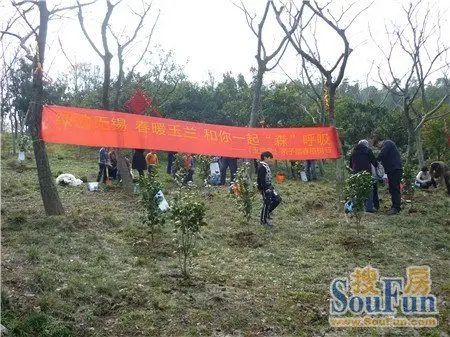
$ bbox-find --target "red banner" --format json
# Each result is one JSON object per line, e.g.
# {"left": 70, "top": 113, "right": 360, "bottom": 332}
{"left": 41, "top": 105, "right": 341, "bottom": 160}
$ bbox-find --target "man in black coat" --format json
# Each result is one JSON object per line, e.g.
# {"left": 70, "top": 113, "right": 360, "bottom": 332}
{"left": 219, "top": 157, "right": 238, "bottom": 185}
{"left": 374, "top": 139, "right": 403, "bottom": 215}
{"left": 132, "top": 149, "right": 147, "bottom": 178}
{"left": 349, "top": 139, "right": 379, "bottom": 212}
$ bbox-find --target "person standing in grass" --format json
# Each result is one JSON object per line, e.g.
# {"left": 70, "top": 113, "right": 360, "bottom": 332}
{"left": 183, "top": 153, "right": 195, "bottom": 185}
{"left": 257, "top": 151, "right": 281, "bottom": 227}
{"left": 96, "top": 147, "right": 109, "bottom": 183}
{"left": 167, "top": 151, "right": 177, "bottom": 174}
{"left": 108, "top": 150, "right": 118, "bottom": 180}
{"left": 146, "top": 150, "right": 159, "bottom": 175}
{"left": 373, "top": 138, "right": 403, "bottom": 215}
{"left": 219, "top": 157, "right": 238, "bottom": 185}
{"left": 132, "top": 149, "right": 146, "bottom": 178}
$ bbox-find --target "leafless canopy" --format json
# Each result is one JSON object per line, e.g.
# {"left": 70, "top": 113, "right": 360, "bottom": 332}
{"left": 375, "top": 1, "right": 449, "bottom": 131}
{"left": 1, "top": 1, "right": 96, "bottom": 61}
{"left": 233, "top": 0, "right": 293, "bottom": 72}
{"left": 272, "top": 0, "right": 372, "bottom": 94}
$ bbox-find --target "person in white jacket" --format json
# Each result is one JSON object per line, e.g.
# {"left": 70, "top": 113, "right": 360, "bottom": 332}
{"left": 415, "top": 166, "right": 437, "bottom": 189}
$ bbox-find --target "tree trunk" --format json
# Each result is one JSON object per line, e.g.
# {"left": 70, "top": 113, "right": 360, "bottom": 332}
{"left": 102, "top": 55, "right": 112, "bottom": 110}
{"left": 10, "top": 112, "right": 17, "bottom": 154}
{"left": 329, "top": 87, "right": 345, "bottom": 199}
{"left": 415, "top": 130, "right": 424, "bottom": 168}
{"left": 317, "top": 159, "right": 325, "bottom": 176}
{"left": 249, "top": 68, "right": 264, "bottom": 128}
{"left": 248, "top": 68, "right": 264, "bottom": 179}
{"left": 116, "top": 148, "right": 134, "bottom": 195}
{"left": 112, "top": 53, "right": 134, "bottom": 195}
{"left": 29, "top": 2, "right": 64, "bottom": 215}
{"left": 113, "top": 50, "right": 124, "bottom": 112}
{"left": 405, "top": 124, "right": 415, "bottom": 164}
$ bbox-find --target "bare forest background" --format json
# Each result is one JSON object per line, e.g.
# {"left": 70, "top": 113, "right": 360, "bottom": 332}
{"left": 1, "top": 0, "right": 448, "bottom": 214}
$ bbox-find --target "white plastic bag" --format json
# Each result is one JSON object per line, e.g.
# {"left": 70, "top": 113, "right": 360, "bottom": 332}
{"left": 87, "top": 182, "right": 99, "bottom": 191}
{"left": 156, "top": 190, "right": 169, "bottom": 212}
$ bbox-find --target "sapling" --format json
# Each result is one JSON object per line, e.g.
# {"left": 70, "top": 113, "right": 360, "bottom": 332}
{"left": 171, "top": 191, "right": 207, "bottom": 278}
{"left": 233, "top": 161, "right": 255, "bottom": 224}
{"left": 344, "top": 171, "right": 374, "bottom": 234}
{"left": 139, "top": 169, "right": 166, "bottom": 243}
{"left": 172, "top": 153, "right": 189, "bottom": 187}
{"left": 402, "top": 162, "right": 416, "bottom": 209}
{"left": 195, "top": 155, "right": 212, "bottom": 186}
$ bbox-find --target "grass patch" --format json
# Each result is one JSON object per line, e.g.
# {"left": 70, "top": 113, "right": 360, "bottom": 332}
{"left": 1, "top": 143, "right": 449, "bottom": 336}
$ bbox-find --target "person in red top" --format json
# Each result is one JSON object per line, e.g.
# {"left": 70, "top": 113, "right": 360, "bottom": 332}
{"left": 145, "top": 150, "right": 159, "bottom": 174}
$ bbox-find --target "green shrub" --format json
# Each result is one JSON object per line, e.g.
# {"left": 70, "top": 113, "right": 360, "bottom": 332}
{"left": 17, "top": 134, "right": 33, "bottom": 152}
{"left": 402, "top": 162, "right": 416, "bottom": 197}
{"left": 233, "top": 162, "right": 255, "bottom": 224}
{"left": 138, "top": 170, "right": 166, "bottom": 243}
{"left": 195, "top": 155, "right": 212, "bottom": 186}
{"left": 171, "top": 191, "right": 207, "bottom": 278}
{"left": 172, "top": 153, "right": 188, "bottom": 186}
{"left": 344, "top": 171, "right": 373, "bottom": 233}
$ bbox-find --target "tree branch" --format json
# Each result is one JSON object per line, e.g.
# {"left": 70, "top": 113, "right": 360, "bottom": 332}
{"left": 129, "top": 10, "right": 160, "bottom": 75}
{"left": 77, "top": 0, "right": 104, "bottom": 58}
{"left": 50, "top": 0, "right": 96, "bottom": 16}
{"left": 0, "top": 30, "right": 34, "bottom": 60}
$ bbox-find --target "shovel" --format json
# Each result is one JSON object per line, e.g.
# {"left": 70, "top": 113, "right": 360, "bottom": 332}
{"left": 105, "top": 165, "right": 112, "bottom": 186}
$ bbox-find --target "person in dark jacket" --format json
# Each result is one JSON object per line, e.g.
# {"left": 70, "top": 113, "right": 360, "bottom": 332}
{"left": 132, "top": 149, "right": 147, "bottom": 178}
{"left": 96, "top": 147, "right": 109, "bottom": 183}
{"left": 167, "top": 151, "right": 177, "bottom": 174}
{"left": 108, "top": 150, "right": 118, "bottom": 180}
{"left": 220, "top": 157, "right": 238, "bottom": 185}
{"left": 349, "top": 139, "right": 379, "bottom": 212}
{"left": 374, "top": 139, "right": 403, "bottom": 214}
{"left": 257, "top": 151, "right": 281, "bottom": 227}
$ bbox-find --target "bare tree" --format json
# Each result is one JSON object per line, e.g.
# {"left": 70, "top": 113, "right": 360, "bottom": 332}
{"left": 272, "top": 0, "right": 371, "bottom": 196}
{"left": 234, "top": 0, "right": 292, "bottom": 127}
{"left": 109, "top": 0, "right": 159, "bottom": 110}
{"left": 77, "top": 0, "right": 117, "bottom": 110}
{"left": 375, "top": 1, "right": 449, "bottom": 167}
{"left": 0, "top": 39, "right": 19, "bottom": 137}
{"left": 2, "top": 0, "right": 94, "bottom": 215}
{"left": 76, "top": 0, "right": 160, "bottom": 195}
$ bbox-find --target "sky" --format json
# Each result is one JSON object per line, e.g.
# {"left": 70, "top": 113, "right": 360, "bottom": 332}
{"left": 1, "top": 0, "right": 449, "bottom": 87}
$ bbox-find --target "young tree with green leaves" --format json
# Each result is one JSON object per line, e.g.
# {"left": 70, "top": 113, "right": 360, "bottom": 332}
{"left": 195, "top": 155, "right": 212, "bottom": 186}
{"left": 233, "top": 161, "right": 255, "bottom": 224}
{"left": 345, "top": 171, "right": 374, "bottom": 234}
{"left": 422, "top": 117, "right": 449, "bottom": 161}
{"left": 139, "top": 170, "right": 166, "bottom": 243}
{"left": 171, "top": 191, "right": 207, "bottom": 278}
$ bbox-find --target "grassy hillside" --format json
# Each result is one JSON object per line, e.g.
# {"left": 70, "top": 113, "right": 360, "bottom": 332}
{"left": 1, "top": 137, "right": 449, "bottom": 337}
